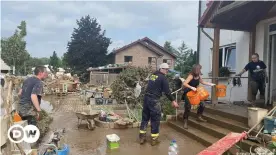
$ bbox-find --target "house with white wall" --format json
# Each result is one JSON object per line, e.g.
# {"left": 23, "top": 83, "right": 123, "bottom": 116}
{"left": 197, "top": 1, "right": 276, "bottom": 105}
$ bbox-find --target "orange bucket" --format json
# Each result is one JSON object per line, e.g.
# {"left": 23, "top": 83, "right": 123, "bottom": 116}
{"left": 13, "top": 112, "right": 22, "bottom": 122}
{"left": 187, "top": 91, "right": 200, "bottom": 105}
{"left": 216, "top": 84, "right": 227, "bottom": 97}
{"left": 197, "top": 86, "right": 209, "bottom": 101}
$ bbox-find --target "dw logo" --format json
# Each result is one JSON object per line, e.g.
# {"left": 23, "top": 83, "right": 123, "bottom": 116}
{"left": 7, "top": 124, "right": 40, "bottom": 143}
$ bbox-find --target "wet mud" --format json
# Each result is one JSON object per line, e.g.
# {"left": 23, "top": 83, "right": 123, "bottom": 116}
{"left": 40, "top": 94, "right": 205, "bottom": 155}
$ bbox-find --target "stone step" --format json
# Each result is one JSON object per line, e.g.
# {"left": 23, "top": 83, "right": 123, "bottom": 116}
{"left": 167, "top": 120, "right": 239, "bottom": 154}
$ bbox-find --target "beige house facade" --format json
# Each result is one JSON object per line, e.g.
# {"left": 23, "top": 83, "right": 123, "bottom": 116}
{"left": 113, "top": 37, "right": 176, "bottom": 70}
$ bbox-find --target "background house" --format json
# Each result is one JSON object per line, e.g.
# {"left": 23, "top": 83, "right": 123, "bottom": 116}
{"left": 197, "top": 1, "right": 276, "bottom": 104}
{"left": 113, "top": 37, "right": 176, "bottom": 70}
{"left": 1, "top": 58, "right": 11, "bottom": 75}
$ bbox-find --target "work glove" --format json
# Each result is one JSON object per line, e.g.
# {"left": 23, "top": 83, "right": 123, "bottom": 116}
{"left": 210, "top": 83, "right": 216, "bottom": 87}
{"left": 171, "top": 101, "right": 179, "bottom": 108}
{"left": 191, "top": 87, "right": 197, "bottom": 91}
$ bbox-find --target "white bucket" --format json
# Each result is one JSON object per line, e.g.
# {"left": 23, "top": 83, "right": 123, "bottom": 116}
{"left": 248, "top": 107, "right": 268, "bottom": 131}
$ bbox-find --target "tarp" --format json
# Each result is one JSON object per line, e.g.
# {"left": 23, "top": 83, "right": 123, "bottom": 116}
{"left": 197, "top": 132, "right": 247, "bottom": 155}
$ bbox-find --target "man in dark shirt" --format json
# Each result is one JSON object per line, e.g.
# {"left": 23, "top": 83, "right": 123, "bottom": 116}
{"left": 236, "top": 53, "right": 267, "bottom": 104}
{"left": 139, "top": 63, "right": 179, "bottom": 146}
{"left": 18, "top": 66, "right": 48, "bottom": 125}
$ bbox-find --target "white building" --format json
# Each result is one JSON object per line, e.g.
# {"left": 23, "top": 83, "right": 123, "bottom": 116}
{"left": 197, "top": 1, "right": 276, "bottom": 104}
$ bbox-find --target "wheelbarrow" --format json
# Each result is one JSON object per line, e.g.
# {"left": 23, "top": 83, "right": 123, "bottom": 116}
{"left": 75, "top": 112, "right": 99, "bottom": 130}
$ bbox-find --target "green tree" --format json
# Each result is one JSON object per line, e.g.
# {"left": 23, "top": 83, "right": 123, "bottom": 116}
{"left": 1, "top": 21, "right": 30, "bottom": 75}
{"left": 164, "top": 41, "right": 196, "bottom": 77}
{"left": 163, "top": 41, "right": 178, "bottom": 55}
{"left": 49, "top": 51, "right": 61, "bottom": 71}
{"left": 65, "top": 15, "right": 111, "bottom": 82}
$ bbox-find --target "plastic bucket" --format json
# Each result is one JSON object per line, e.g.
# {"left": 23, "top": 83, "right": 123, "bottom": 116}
{"left": 106, "top": 134, "right": 120, "bottom": 149}
{"left": 57, "top": 144, "right": 69, "bottom": 155}
{"left": 13, "top": 112, "right": 22, "bottom": 122}
{"left": 216, "top": 84, "right": 227, "bottom": 97}
{"left": 197, "top": 86, "right": 209, "bottom": 101}
{"left": 187, "top": 91, "right": 200, "bottom": 105}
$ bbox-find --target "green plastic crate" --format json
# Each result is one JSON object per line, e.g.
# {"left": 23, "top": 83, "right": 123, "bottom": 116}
{"left": 106, "top": 134, "right": 120, "bottom": 149}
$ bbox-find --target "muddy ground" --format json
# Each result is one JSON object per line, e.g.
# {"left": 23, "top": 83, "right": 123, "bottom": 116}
{"left": 40, "top": 94, "right": 205, "bottom": 155}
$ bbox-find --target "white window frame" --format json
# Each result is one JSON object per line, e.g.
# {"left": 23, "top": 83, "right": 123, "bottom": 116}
{"left": 210, "top": 43, "right": 236, "bottom": 72}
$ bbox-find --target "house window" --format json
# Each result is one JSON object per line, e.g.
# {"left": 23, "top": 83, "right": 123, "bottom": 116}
{"left": 148, "top": 57, "right": 156, "bottom": 65}
{"left": 124, "top": 56, "right": 133, "bottom": 63}
{"left": 163, "top": 59, "right": 172, "bottom": 66}
{"left": 210, "top": 44, "right": 236, "bottom": 71}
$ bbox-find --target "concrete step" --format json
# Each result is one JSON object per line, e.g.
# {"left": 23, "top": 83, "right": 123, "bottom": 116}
{"left": 189, "top": 110, "right": 250, "bottom": 133}
{"left": 179, "top": 116, "right": 260, "bottom": 152}
{"left": 204, "top": 106, "right": 248, "bottom": 124}
{"left": 168, "top": 120, "right": 239, "bottom": 154}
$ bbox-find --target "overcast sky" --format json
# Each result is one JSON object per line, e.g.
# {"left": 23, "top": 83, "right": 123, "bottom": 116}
{"left": 1, "top": 1, "right": 199, "bottom": 58}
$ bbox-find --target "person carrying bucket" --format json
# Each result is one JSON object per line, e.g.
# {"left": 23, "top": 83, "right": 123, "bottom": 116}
{"left": 182, "top": 64, "right": 215, "bottom": 129}
{"left": 236, "top": 53, "right": 268, "bottom": 106}
{"left": 139, "top": 63, "right": 179, "bottom": 146}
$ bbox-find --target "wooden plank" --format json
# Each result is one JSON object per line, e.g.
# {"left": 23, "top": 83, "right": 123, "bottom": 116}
{"left": 211, "top": 27, "right": 220, "bottom": 105}
{"left": 247, "top": 27, "right": 256, "bottom": 101}
{"left": 214, "top": 1, "right": 251, "bottom": 17}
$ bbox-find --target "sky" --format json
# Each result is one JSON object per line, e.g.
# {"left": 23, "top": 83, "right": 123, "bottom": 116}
{"left": 1, "top": 1, "right": 199, "bottom": 58}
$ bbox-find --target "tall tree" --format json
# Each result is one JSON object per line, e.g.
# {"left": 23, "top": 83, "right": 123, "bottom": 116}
{"left": 49, "top": 51, "right": 60, "bottom": 71}
{"left": 65, "top": 15, "right": 111, "bottom": 82}
{"left": 1, "top": 21, "right": 30, "bottom": 75}
{"left": 165, "top": 41, "right": 196, "bottom": 77}
{"left": 163, "top": 41, "right": 178, "bottom": 55}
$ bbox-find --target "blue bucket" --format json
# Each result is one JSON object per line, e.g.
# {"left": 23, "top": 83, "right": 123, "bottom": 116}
{"left": 57, "top": 144, "right": 69, "bottom": 155}
{"left": 264, "top": 116, "right": 276, "bottom": 133}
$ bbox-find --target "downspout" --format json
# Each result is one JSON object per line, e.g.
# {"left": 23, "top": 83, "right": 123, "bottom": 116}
{"left": 196, "top": 0, "right": 202, "bottom": 64}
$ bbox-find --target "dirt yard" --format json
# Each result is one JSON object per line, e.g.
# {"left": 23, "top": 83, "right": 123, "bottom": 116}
{"left": 40, "top": 94, "right": 205, "bottom": 155}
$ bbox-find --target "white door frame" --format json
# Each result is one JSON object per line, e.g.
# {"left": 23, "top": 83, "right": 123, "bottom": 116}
{"left": 266, "top": 22, "right": 276, "bottom": 105}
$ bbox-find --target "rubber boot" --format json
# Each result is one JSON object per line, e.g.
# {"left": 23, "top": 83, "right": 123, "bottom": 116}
{"left": 183, "top": 119, "right": 188, "bottom": 129}
{"left": 151, "top": 136, "right": 160, "bottom": 146}
{"left": 139, "top": 133, "right": 146, "bottom": 145}
{"left": 197, "top": 115, "right": 207, "bottom": 122}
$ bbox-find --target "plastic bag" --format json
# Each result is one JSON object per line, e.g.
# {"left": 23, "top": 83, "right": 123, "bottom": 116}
{"left": 134, "top": 82, "right": 141, "bottom": 98}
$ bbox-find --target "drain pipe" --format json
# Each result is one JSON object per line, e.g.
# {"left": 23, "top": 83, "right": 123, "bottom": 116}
{"left": 201, "top": 28, "right": 214, "bottom": 42}
{"left": 196, "top": 0, "right": 202, "bottom": 64}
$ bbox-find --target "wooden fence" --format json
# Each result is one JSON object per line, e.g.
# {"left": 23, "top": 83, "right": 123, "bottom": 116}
{"left": 89, "top": 72, "right": 118, "bottom": 86}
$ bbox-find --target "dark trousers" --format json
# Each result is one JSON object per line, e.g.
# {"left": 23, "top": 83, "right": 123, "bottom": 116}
{"left": 20, "top": 115, "right": 37, "bottom": 126}
{"left": 140, "top": 95, "right": 161, "bottom": 135}
{"left": 250, "top": 80, "right": 265, "bottom": 101}
{"left": 183, "top": 94, "right": 205, "bottom": 119}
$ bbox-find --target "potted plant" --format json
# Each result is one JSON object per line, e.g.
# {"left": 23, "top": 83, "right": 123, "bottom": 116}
{"left": 219, "top": 67, "right": 231, "bottom": 77}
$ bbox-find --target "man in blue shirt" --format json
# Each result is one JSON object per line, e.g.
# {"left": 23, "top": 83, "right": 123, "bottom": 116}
{"left": 18, "top": 66, "right": 48, "bottom": 125}
{"left": 139, "top": 63, "right": 179, "bottom": 146}
{"left": 236, "top": 53, "right": 267, "bottom": 105}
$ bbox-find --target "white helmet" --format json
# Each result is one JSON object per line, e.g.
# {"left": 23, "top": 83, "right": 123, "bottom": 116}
{"left": 159, "top": 63, "right": 169, "bottom": 69}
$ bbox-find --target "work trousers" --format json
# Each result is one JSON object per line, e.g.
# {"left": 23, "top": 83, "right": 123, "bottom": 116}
{"left": 20, "top": 115, "right": 37, "bottom": 126}
{"left": 183, "top": 94, "right": 205, "bottom": 120}
{"left": 250, "top": 80, "right": 265, "bottom": 101}
{"left": 140, "top": 95, "right": 161, "bottom": 137}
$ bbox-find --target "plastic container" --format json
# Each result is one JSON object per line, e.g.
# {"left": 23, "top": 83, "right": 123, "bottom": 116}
{"left": 197, "top": 86, "right": 209, "bottom": 101}
{"left": 106, "top": 134, "right": 120, "bottom": 149}
{"left": 57, "top": 144, "right": 70, "bottom": 155}
{"left": 248, "top": 107, "right": 268, "bottom": 131}
{"left": 264, "top": 116, "right": 276, "bottom": 133}
{"left": 168, "top": 140, "right": 178, "bottom": 155}
{"left": 215, "top": 84, "right": 227, "bottom": 97}
{"left": 187, "top": 91, "right": 200, "bottom": 105}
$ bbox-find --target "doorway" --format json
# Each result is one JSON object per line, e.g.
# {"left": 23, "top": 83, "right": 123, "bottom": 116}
{"left": 267, "top": 23, "right": 276, "bottom": 105}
